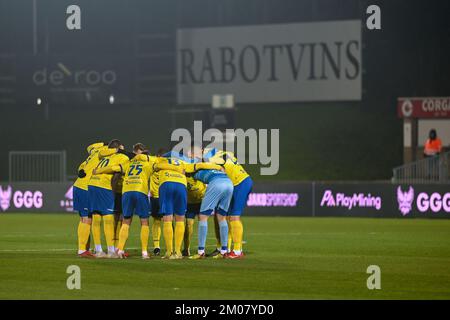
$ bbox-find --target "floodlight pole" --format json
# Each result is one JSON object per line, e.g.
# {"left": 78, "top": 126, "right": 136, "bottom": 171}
{"left": 32, "top": 0, "right": 37, "bottom": 55}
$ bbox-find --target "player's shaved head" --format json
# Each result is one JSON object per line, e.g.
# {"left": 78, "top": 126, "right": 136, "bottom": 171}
{"left": 133, "top": 143, "right": 147, "bottom": 154}
{"left": 108, "top": 139, "right": 122, "bottom": 149}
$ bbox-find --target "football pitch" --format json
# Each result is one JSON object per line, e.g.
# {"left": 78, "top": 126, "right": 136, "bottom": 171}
{"left": 1, "top": 213, "right": 450, "bottom": 300}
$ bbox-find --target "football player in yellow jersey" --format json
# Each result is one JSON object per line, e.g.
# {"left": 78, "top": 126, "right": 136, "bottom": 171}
{"left": 158, "top": 151, "right": 222, "bottom": 259}
{"left": 88, "top": 139, "right": 131, "bottom": 258}
{"left": 73, "top": 141, "right": 112, "bottom": 258}
{"left": 203, "top": 148, "right": 253, "bottom": 259}
{"left": 89, "top": 140, "right": 126, "bottom": 258}
{"left": 101, "top": 146, "right": 162, "bottom": 257}
{"left": 149, "top": 148, "right": 167, "bottom": 256}
{"left": 95, "top": 145, "right": 185, "bottom": 258}
{"left": 183, "top": 176, "right": 206, "bottom": 257}
{"left": 93, "top": 144, "right": 156, "bottom": 259}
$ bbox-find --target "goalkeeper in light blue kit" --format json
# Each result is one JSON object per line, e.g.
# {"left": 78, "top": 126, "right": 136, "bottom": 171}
{"left": 189, "top": 158, "right": 233, "bottom": 259}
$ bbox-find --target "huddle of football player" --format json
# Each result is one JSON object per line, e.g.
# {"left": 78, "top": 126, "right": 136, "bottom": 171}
{"left": 73, "top": 140, "right": 253, "bottom": 260}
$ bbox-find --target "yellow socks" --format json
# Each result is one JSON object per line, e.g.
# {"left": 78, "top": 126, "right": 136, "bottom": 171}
{"left": 174, "top": 221, "right": 185, "bottom": 256}
{"left": 227, "top": 219, "right": 233, "bottom": 251}
{"left": 103, "top": 214, "right": 115, "bottom": 253}
{"left": 152, "top": 218, "right": 161, "bottom": 249}
{"left": 140, "top": 225, "right": 150, "bottom": 254}
{"left": 230, "top": 220, "right": 243, "bottom": 253}
{"left": 184, "top": 218, "right": 195, "bottom": 252}
{"left": 117, "top": 223, "right": 130, "bottom": 251}
{"left": 92, "top": 214, "right": 103, "bottom": 252}
{"left": 154, "top": 219, "right": 191, "bottom": 256}
{"left": 77, "top": 221, "right": 91, "bottom": 253}
{"left": 114, "top": 219, "right": 122, "bottom": 248}
{"left": 163, "top": 221, "right": 174, "bottom": 256}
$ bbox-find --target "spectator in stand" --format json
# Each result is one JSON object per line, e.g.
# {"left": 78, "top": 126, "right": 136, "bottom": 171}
{"left": 423, "top": 129, "right": 442, "bottom": 158}
{"left": 423, "top": 129, "right": 443, "bottom": 180}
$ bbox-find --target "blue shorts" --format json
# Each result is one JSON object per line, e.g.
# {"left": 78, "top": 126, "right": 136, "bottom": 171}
{"left": 122, "top": 191, "right": 150, "bottom": 219}
{"left": 88, "top": 185, "right": 115, "bottom": 215}
{"left": 200, "top": 177, "right": 234, "bottom": 215}
{"left": 73, "top": 186, "right": 89, "bottom": 217}
{"left": 159, "top": 182, "right": 187, "bottom": 216}
{"left": 150, "top": 197, "right": 162, "bottom": 218}
{"left": 228, "top": 177, "right": 253, "bottom": 216}
{"left": 186, "top": 203, "right": 201, "bottom": 219}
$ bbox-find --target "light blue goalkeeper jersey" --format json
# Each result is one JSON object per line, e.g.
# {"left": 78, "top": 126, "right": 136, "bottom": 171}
{"left": 193, "top": 169, "right": 228, "bottom": 184}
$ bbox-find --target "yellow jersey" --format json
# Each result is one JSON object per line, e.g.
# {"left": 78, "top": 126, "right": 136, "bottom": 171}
{"left": 145, "top": 155, "right": 195, "bottom": 197}
{"left": 86, "top": 142, "right": 105, "bottom": 155}
{"left": 158, "top": 156, "right": 223, "bottom": 187}
{"left": 120, "top": 156, "right": 156, "bottom": 195}
{"left": 207, "top": 150, "right": 250, "bottom": 186}
{"left": 150, "top": 169, "right": 160, "bottom": 199}
{"left": 94, "top": 154, "right": 186, "bottom": 194}
{"left": 157, "top": 156, "right": 189, "bottom": 187}
{"left": 73, "top": 144, "right": 115, "bottom": 191}
{"left": 186, "top": 177, "right": 206, "bottom": 204}
{"left": 88, "top": 153, "right": 130, "bottom": 190}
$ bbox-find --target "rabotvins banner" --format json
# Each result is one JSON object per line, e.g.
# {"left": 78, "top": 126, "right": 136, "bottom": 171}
{"left": 0, "top": 182, "right": 449, "bottom": 218}
{"left": 177, "top": 20, "right": 362, "bottom": 104}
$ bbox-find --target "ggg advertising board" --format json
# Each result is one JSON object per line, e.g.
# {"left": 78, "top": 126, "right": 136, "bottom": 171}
{"left": 392, "top": 184, "right": 450, "bottom": 218}
{"left": 0, "top": 182, "right": 449, "bottom": 219}
{"left": 314, "top": 183, "right": 450, "bottom": 218}
{"left": 0, "top": 182, "right": 74, "bottom": 213}
{"left": 0, "top": 182, "right": 312, "bottom": 217}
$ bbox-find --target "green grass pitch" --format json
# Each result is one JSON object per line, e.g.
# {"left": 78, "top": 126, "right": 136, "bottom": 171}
{"left": 1, "top": 213, "right": 450, "bottom": 299}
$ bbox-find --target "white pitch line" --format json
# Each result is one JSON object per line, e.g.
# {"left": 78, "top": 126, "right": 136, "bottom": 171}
{"left": 0, "top": 234, "right": 57, "bottom": 238}
{"left": 0, "top": 248, "right": 77, "bottom": 252}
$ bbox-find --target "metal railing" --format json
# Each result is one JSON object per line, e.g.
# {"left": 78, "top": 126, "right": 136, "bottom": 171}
{"left": 392, "top": 151, "right": 450, "bottom": 184}
{"left": 8, "top": 151, "right": 67, "bottom": 183}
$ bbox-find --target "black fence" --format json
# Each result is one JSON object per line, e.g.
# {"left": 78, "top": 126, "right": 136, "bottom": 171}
{"left": 0, "top": 181, "right": 449, "bottom": 218}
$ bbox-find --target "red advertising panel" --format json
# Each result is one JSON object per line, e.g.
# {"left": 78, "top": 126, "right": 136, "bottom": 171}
{"left": 398, "top": 97, "right": 450, "bottom": 118}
